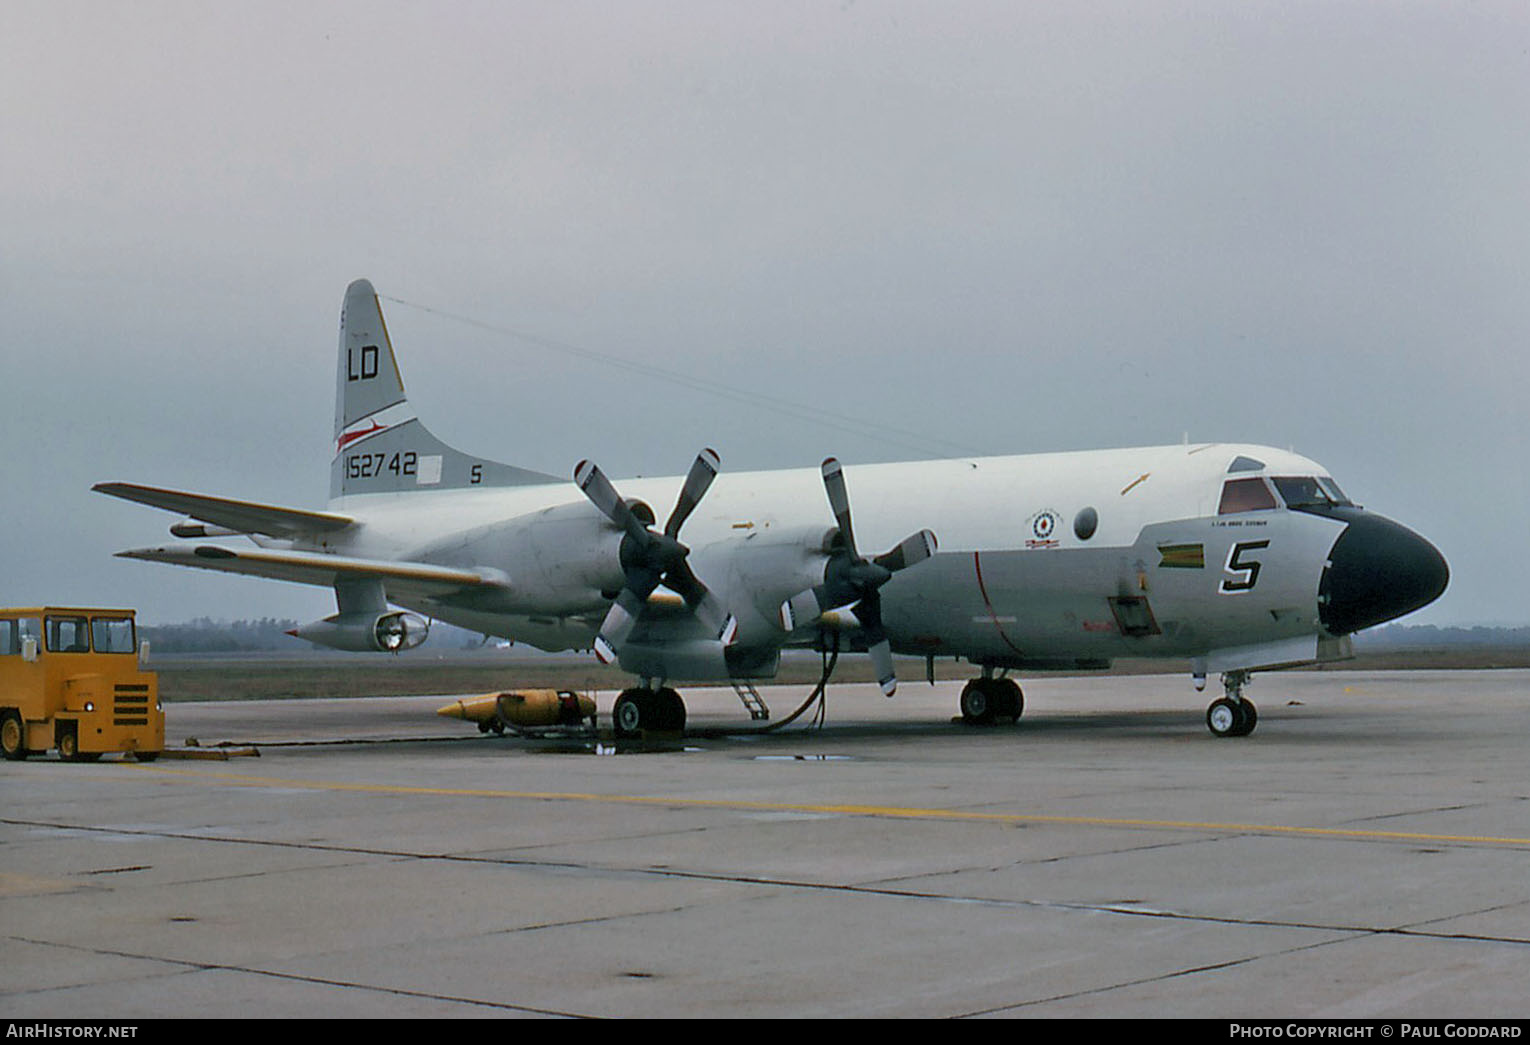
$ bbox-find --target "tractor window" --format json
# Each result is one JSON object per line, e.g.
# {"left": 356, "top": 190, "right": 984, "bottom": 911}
{"left": 0, "top": 620, "right": 36, "bottom": 655}
{"left": 92, "top": 617, "right": 137, "bottom": 654}
{"left": 1218, "top": 477, "right": 1278, "bottom": 514}
{"left": 46, "top": 616, "right": 92, "bottom": 653}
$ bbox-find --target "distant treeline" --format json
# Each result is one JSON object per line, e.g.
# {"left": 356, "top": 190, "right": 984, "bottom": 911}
{"left": 1356, "top": 624, "right": 1530, "bottom": 649}
{"left": 140, "top": 617, "right": 303, "bottom": 652}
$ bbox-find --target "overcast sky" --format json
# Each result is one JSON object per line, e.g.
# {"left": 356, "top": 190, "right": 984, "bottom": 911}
{"left": 2, "top": 1, "right": 1526, "bottom": 628}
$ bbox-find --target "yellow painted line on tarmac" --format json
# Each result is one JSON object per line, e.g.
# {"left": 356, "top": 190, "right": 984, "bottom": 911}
{"left": 0, "top": 872, "right": 91, "bottom": 898}
{"left": 126, "top": 762, "right": 1530, "bottom": 849}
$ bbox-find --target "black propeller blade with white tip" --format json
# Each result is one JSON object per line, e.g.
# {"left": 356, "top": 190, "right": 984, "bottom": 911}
{"left": 779, "top": 458, "right": 937, "bottom": 696}
{"left": 575, "top": 449, "right": 736, "bottom": 663}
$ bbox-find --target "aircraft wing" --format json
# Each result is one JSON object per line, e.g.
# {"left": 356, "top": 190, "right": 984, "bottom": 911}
{"left": 93, "top": 482, "right": 354, "bottom": 539}
{"left": 114, "top": 544, "right": 509, "bottom": 603}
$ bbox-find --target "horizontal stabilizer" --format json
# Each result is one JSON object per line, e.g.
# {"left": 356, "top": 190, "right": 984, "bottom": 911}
{"left": 114, "top": 544, "right": 508, "bottom": 603}
{"left": 93, "top": 482, "right": 354, "bottom": 539}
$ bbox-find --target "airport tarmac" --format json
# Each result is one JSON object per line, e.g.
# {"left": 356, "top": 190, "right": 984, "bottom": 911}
{"left": 3, "top": 669, "right": 1528, "bottom": 1019}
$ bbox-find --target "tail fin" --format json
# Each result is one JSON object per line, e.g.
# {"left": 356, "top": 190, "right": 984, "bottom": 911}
{"left": 330, "top": 280, "right": 557, "bottom": 502}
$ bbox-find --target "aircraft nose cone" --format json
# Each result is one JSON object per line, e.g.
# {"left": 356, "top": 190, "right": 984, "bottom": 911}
{"left": 1319, "top": 511, "right": 1449, "bottom": 635}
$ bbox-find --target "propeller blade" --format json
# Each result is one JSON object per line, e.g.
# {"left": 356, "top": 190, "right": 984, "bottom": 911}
{"left": 700, "top": 594, "right": 738, "bottom": 646}
{"left": 664, "top": 555, "right": 706, "bottom": 606}
{"left": 666, "top": 558, "right": 737, "bottom": 644}
{"left": 592, "top": 587, "right": 646, "bottom": 664}
{"left": 592, "top": 634, "right": 617, "bottom": 665}
{"left": 856, "top": 592, "right": 896, "bottom": 697}
{"left": 578, "top": 451, "right": 735, "bottom": 661}
{"left": 820, "top": 457, "right": 859, "bottom": 561}
{"left": 779, "top": 586, "right": 826, "bottom": 631}
{"left": 808, "top": 458, "right": 935, "bottom": 692}
{"left": 575, "top": 459, "right": 649, "bottom": 545}
{"left": 665, "top": 448, "right": 720, "bottom": 538}
{"left": 873, "top": 529, "right": 938, "bottom": 573}
{"left": 868, "top": 639, "right": 896, "bottom": 697}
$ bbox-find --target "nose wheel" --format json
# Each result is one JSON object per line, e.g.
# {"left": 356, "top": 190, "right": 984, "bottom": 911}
{"left": 1206, "top": 671, "right": 1258, "bottom": 737}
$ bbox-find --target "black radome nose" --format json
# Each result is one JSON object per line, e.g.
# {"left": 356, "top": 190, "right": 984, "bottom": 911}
{"left": 1319, "top": 511, "right": 1449, "bottom": 635}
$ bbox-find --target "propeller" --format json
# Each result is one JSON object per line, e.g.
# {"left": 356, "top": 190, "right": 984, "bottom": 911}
{"left": 779, "top": 458, "right": 937, "bottom": 696}
{"left": 575, "top": 448, "right": 737, "bottom": 664}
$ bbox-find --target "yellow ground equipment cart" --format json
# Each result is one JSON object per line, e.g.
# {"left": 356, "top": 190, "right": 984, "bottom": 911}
{"left": 0, "top": 608, "right": 163, "bottom": 762}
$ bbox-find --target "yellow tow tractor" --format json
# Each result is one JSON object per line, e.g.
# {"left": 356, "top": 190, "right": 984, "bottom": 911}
{"left": 0, "top": 607, "right": 163, "bottom": 762}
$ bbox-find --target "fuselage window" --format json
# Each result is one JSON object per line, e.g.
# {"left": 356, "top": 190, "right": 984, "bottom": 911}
{"left": 1218, "top": 477, "right": 1278, "bottom": 514}
{"left": 1074, "top": 506, "right": 1099, "bottom": 540}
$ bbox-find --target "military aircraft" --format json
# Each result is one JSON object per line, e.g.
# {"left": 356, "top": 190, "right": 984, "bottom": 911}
{"left": 96, "top": 279, "right": 1449, "bottom": 738}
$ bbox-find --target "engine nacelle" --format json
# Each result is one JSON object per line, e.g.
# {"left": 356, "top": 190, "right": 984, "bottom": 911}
{"left": 291, "top": 611, "right": 430, "bottom": 653}
{"left": 690, "top": 523, "right": 838, "bottom": 647}
{"left": 412, "top": 500, "right": 624, "bottom": 616}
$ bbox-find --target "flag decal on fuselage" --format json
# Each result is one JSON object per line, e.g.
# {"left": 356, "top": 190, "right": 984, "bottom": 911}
{"left": 1157, "top": 543, "right": 1206, "bottom": 569}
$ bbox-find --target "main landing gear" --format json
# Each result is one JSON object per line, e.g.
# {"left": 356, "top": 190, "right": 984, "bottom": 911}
{"left": 612, "top": 686, "right": 686, "bottom": 738}
{"left": 1205, "top": 670, "right": 1258, "bottom": 737}
{"left": 959, "top": 672, "right": 1024, "bottom": 726}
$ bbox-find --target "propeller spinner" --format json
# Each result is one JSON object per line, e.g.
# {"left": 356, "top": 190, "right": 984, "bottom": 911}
{"left": 779, "top": 458, "right": 937, "bottom": 696}
{"left": 575, "top": 449, "right": 737, "bottom": 664}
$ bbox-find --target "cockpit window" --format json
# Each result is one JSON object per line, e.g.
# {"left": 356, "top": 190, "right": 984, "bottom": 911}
{"left": 1272, "top": 476, "right": 1353, "bottom": 509}
{"left": 1218, "top": 477, "right": 1278, "bottom": 514}
{"left": 1317, "top": 477, "right": 1353, "bottom": 505}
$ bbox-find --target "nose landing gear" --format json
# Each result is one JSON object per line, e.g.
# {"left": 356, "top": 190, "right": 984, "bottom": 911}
{"left": 1206, "top": 670, "right": 1258, "bottom": 737}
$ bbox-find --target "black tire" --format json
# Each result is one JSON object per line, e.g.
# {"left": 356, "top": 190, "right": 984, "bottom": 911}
{"left": 994, "top": 679, "right": 1024, "bottom": 722}
{"left": 613, "top": 689, "right": 651, "bottom": 738}
{"left": 61, "top": 729, "right": 101, "bottom": 762}
{"left": 133, "top": 751, "right": 159, "bottom": 763}
{"left": 959, "top": 681, "right": 997, "bottom": 725}
{"left": 1, "top": 710, "right": 27, "bottom": 761}
{"left": 1232, "top": 700, "right": 1258, "bottom": 737}
{"left": 1207, "top": 698, "right": 1245, "bottom": 738}
{"left": 58, "top": 724, "right": 86, "bottom": 762}
{"left": 655, "top": 688, "right": 686, "bottom": 733}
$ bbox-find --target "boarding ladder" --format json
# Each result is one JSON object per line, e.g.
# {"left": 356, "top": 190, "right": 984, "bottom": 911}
{"left": 731, "top": 680, "right": 770, "bottom": 721}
